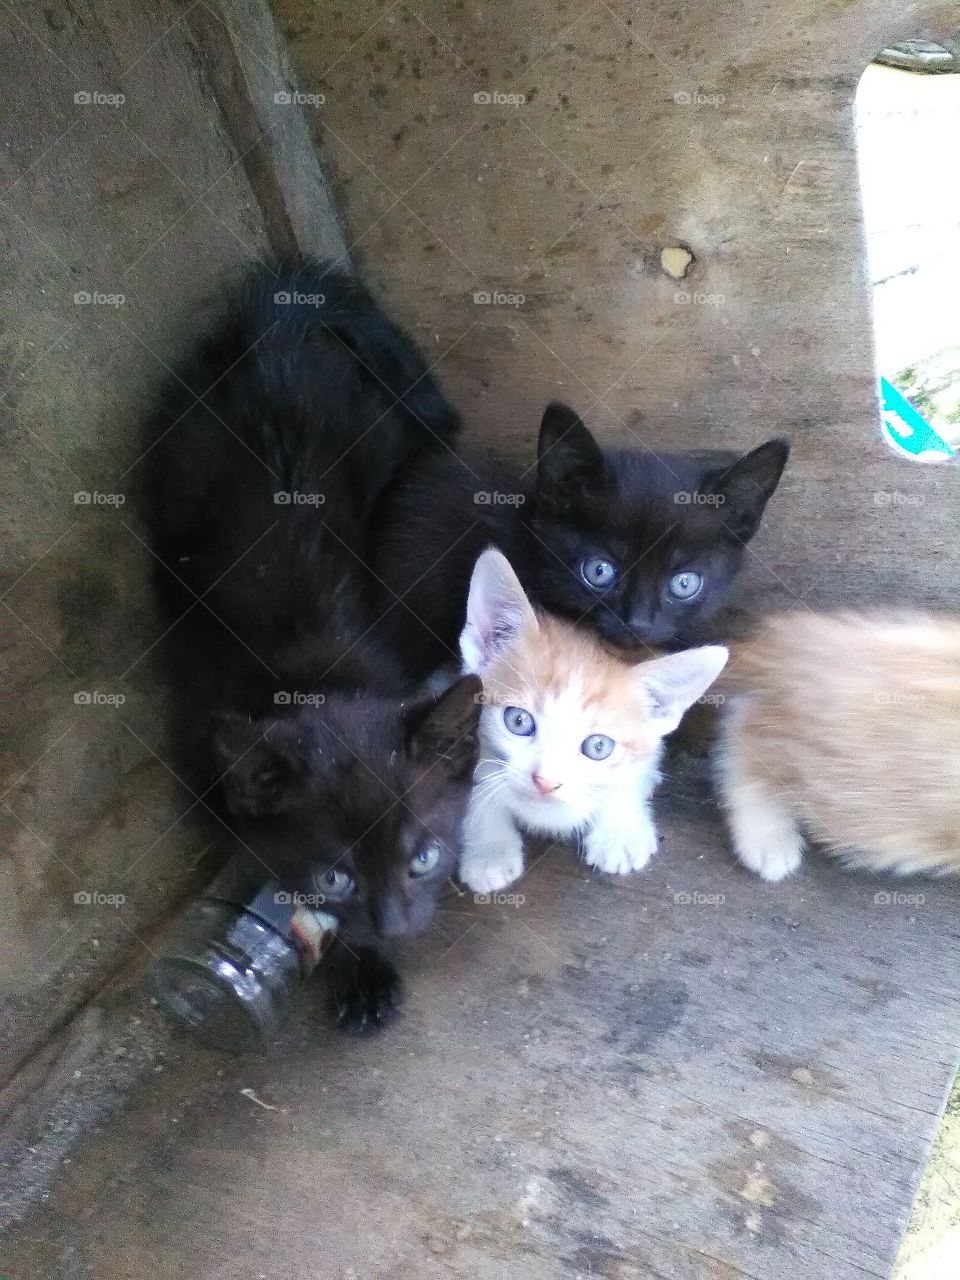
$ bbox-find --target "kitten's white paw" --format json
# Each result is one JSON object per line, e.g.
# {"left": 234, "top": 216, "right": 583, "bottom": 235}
{"left": 582, "top": 819, "right": 657, "bottom": 876}
{"left": 734, "top": 829, "right": 803, "bottom": 882}
{"left": 460, "top": 845, "right": 525, "bottom": 894}
{"left": 720, "top": 775, "right": 804, "bottom": 883}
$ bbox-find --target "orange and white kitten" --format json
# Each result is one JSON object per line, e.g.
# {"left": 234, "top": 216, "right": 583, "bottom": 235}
{"left": 715, "top": 611, "right": 960, "bottom": 881}
{"left": 458, "top": 549, "right": 728, "bottom": 893}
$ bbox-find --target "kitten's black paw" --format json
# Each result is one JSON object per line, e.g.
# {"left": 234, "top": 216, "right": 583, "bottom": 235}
{"left": 331, "top": 947, "right": 403, "bottom": 1034}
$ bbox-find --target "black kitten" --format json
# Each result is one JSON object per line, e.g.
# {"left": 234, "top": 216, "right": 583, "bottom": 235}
{"left": 144, "top": 259, "right": 479, "bottom": 1031}
{"left": 373, "top": 402, "right": 789, "bottom": 676}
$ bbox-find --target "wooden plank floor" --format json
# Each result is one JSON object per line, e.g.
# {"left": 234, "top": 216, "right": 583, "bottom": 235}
{"left": 5, "top": 750, "right": 958, "bottom": 1280}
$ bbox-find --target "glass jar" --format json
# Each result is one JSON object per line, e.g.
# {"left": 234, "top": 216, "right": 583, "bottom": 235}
{"left": 148, "top": 861, "right": 338, "bottom": 1053}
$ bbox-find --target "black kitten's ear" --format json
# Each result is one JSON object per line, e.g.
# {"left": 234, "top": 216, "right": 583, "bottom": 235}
{"left": 536, "top": 402, "right": 604, "bottom": 504}
{"left": 212, "top": 715, "right": 310, "bottom": 817}
{"left": 406, "top": 675, "right": 481, "bottom": 778}
{"left": 706, "top": 438, "right": 790, "bottom": 543}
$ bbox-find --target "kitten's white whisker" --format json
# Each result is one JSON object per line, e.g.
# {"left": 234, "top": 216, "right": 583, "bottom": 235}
{"left": 474, "top": 763, "right": 509, "bottom": 784}
{"left": 472, "top": 764, "right": 519, "bottom": 802}
{"left": 473, "top": 757, "right": 512, "bottom": 778}
{"left": 473, "top": 772, "right": 513, "bottom": 800}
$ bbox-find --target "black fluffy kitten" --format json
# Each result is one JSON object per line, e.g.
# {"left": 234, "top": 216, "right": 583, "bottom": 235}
{"left": 145, "top": 260, "right": 479, "bottom": 1031}
{"left": 373, "top": 402, "right": 789, "bottom": 676}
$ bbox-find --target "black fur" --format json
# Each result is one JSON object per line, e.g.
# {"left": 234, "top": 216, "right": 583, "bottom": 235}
{"left": 143, "top": 259, "right": 478, "bottom": 1029}
{"left": 372, "top": 402, "right": 790, "bottom": 675}
{"left": 330, "top": 944, "right": 404, "bottom": 1034}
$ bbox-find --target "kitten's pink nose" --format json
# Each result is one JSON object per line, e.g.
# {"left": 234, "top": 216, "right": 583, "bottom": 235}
{"left": 532, "top": 773, "right": 561, "bottom": 796}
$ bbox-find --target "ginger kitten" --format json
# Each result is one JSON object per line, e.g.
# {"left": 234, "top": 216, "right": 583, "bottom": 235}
{"left": 457, "top": 549, "right": 728, "bottom": 893}
{"left": 715, "top": 611, "right": 960, "bottom": 881}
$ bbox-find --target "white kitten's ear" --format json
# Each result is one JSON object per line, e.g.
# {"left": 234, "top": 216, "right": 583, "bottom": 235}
{"left": 637, "top": 645, "right": 729, "bottom": 736}
{"left": 460, "top": 548, "right": 538, "bottom": 674}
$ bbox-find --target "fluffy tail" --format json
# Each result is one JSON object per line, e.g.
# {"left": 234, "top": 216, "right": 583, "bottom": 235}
{"left": 241, "top": 258, "right": 460, "bottom": 453}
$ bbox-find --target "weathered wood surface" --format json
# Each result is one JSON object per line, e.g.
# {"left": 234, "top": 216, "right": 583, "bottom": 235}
{"left": 0, "top": 0, "right": 343, "bottom": 1080}
{"left": 274, "top": 0, "right": 960, "bottom": 623}
{"left": 4, "top": 754, "right": 959, "bottom": 1278}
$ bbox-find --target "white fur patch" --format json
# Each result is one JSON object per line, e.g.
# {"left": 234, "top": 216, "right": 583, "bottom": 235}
{"left": 457, "top": 553, "right": 727, "bottom": 889}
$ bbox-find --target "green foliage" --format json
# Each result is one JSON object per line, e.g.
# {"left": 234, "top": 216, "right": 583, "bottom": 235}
{"left": 893, "top": 360, "right": 960, "bottom": 434}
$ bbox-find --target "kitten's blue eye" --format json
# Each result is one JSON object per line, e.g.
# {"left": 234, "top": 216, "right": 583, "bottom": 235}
{"left": 319, "top": 868, "right": 356, "bottom": 900}
{"left": 580, "top": 556, "right": 618, "bottom": 590}
{"left": 503, "top": 706, "right": 536, "bottom": 736}
{"left": 581, "top": 734, "right": 615, "bottom": 761}
{"left": 667, "top": 570, "right": 703, "bottom": 601}
{"left": 410, "top": 840, "right": 442, "bottom": 877}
